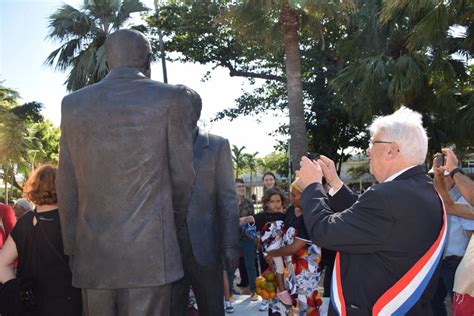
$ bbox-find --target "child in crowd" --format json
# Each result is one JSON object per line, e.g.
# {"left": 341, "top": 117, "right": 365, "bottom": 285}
{"left": 239, "top": 187, "right": 292, "bottom": 305}
{"left": 265, "top": 178, "right": 322, "bottom": 315}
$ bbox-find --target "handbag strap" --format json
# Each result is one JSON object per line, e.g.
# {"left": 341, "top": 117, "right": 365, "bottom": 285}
{"left": 33, "top": 210, "right": 69, "bottom": 269}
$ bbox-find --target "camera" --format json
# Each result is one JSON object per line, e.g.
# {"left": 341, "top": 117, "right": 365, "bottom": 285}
{"left": 434, "top": 153, "right": 445, "bottom": 167}
{"left": 306, "top": 152, "right": 320, "bottom": 160}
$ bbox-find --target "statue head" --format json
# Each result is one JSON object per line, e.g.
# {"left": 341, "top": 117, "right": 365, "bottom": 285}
{"left": 105, "top": 29, "right": 152, "bottom": 78}
{"left": 177, "top": 85, "right": 202, "bottom": 129}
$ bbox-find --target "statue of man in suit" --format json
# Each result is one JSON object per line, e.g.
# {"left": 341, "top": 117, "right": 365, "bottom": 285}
{"left": 170, "top": 86, "right": 240, "bottom": 316}
{"left": 57, "top": 29, "right": 195, "bottom": 316}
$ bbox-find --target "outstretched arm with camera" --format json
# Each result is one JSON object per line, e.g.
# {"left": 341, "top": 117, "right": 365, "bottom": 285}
{"left": 433, "top": 156, "right": 474, "bottom": 219}
{"left": 442, "top": 148, "right": 474, "bottom": 205}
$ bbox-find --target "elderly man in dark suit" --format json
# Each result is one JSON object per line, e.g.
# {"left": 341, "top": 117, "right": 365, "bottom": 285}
{"left": 170, "top": 87, "right": 240, "bottom": 316}
{"left": 56, "top": 29, "right": 195, "bottom": 315}
{"left": 297, "top": 107, "right": 444, "bottom": 315}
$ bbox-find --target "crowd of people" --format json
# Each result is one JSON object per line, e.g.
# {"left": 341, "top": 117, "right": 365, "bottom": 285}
{"left": 0, "top": 28, "right": 473, "bottom": 316}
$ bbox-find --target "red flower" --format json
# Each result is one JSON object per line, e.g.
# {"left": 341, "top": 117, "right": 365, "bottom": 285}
{"left": 294, "top": 257, "right": 309, "bottom": 274}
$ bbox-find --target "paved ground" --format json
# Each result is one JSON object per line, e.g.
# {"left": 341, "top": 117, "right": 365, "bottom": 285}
{"left": 228, "top": 292, "right": 268, "bottom": 316}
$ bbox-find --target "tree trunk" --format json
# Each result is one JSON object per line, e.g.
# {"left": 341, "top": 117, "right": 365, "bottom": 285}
{"left": 280, "top": 3, "right": 308, "bottom": 171}
{"left": 250, "top": 171, "right": 253, "bottom": 199}
{"left": 154, "top": 1, "right": 168, "bottom": 83}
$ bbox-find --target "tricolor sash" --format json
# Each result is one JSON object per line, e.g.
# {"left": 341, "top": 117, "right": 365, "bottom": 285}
{"left": 331, "top": 196, "right": 447, "bottom": 315}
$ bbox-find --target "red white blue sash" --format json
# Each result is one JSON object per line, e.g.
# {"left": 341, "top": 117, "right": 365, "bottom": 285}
{"left": 331, "top": 197, "right": 447, "bottom": 315}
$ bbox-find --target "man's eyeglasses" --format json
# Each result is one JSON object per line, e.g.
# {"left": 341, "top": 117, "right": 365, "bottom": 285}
{"left": 369, "top": 140, "right": 394, "bottom": 147}
{"left": 236, "top": 184, "right": 245, "bottom": 188}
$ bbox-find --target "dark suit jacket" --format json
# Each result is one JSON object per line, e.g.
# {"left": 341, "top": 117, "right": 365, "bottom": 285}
{"left": 302, "top": 166, "right": 443, "bottom": 315}
{"left": 185, "top": 128, "right": 239, "bottom": 266}
{"left": 57, "top": 67, "right": 195, "bottom": 288}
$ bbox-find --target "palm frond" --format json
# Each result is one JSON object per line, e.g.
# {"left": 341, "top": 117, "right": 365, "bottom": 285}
{"left": 48, "top": 4, "right": 94, "bottom": 40}
{"left": 407, "top": 3, "right": 449, "bottom": 51}
{"left": 114, "top": 0, "right": 150, "bottom": 29}
{"left": 388, "top": 54, "right": 423, "bottom": 105}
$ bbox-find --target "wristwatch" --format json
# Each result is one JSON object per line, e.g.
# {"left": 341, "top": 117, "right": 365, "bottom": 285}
{"left": 449, "top": 167, "right": 464, "bottom": 179}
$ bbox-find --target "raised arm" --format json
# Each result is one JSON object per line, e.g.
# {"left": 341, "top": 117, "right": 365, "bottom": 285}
{"left": 301, "top": 183, "right": 393, "bottom": 253}
{"left": 434, "top": 154, "right": 474, "bottom": 219}
{"left": 443, "top": 148, "right": 474, "bottom": 205}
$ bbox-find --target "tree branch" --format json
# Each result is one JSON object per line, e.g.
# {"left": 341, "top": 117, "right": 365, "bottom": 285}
{"left": 221, "top": 61, "right": 285, "bottom": 82}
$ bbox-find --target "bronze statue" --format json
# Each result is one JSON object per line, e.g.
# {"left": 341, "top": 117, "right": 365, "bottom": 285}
{"left": 57, "top": 29, "right": 195, "bottom": 315}
{"left": 171, "top": 87, "right": 240, "bottom": 315}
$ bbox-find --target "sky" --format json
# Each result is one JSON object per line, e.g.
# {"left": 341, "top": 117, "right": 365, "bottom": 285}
{"left": 0, "top": 0, "right": 287, "bottom": 157}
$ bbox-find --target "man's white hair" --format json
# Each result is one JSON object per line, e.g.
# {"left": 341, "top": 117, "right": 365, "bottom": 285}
{"left": 14, "top": 198, "right": 33, "bottom": 211}
{"left": 369, "top": 106, "right": 428, "bottom": 165}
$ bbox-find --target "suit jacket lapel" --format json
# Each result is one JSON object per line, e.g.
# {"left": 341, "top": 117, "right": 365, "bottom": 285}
{"left": 193, "top": 128, "right": 209, "bottom": 171}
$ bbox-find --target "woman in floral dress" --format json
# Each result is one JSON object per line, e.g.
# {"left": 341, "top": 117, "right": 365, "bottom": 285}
{"left": 266, "top": 179, "right": 322, "bottom": 316}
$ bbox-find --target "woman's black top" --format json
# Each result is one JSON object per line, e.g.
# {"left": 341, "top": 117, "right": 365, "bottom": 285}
{"left": 11, "top": 209, "right": 81, "bottom": 316}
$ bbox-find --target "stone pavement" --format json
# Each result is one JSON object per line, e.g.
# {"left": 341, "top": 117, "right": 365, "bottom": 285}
{"left": 227, "top": 293, "right": 268, "bottom": 316}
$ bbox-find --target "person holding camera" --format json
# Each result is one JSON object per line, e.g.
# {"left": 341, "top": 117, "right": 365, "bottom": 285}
{"left": 440, "top": 148, "right": 474, "bottom": 206}
{"left": 0, "top": 164, "right": 81, "bottom": 315}
{"left": 431, "top": 155, "right": 474, "bottom": 315}
{"left": 297, "top": 107, "right": 444, "bottom": 315}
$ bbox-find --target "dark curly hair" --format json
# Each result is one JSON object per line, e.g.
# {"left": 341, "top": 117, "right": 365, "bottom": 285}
{"left": 23, "top": 164, "right": 57, "bottom": 206}
{"left": 262, "top": 187, "right": 287, "bottom": 209}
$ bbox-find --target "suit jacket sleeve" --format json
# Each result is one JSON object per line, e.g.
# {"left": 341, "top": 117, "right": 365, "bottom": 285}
{"left": 302, "top": 182, "right": 394, "bottom": 253}
{"left": 216, "top": 139, "right": 240, "bottom": 254}
{"left": 56, "top": 103, "right": 79, "bottom": 256}
{"left": 328, "top": 184, "right": 359, "bottom": 212}
{"left": 168, "top": 88, "right": 195, "bottom": 229}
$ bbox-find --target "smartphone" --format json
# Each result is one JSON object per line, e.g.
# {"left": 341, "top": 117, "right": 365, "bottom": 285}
{"left": 306, "top": 152, "right": 320, "bottom": 160}
{"left": 434, "top": 153, "right": 445, "bottom": 167}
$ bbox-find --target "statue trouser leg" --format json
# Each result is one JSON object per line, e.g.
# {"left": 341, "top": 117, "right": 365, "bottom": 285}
{"left": 82, "top": 285, "right": 171, "bottom": 316}
{"left": 171, "top": 225, "right": 225, "bottom": 316}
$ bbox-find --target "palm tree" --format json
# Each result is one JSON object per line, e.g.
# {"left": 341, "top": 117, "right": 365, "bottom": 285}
{"left": 331, "top": 0, "right": 474, "bottom": 150}
{"left": 231, "top": 145, "right": 247, "bottom": 178}
{"left": 244, "top": 151, "right": 259, "bottom": 195}
{"left": 222, "top": 0, "right": 355, "bottom": 169}
{"left": 153, "top": 0, "right": 168, "bottom": 83}
{"left": 45, "top": 0, "right": 149, "bottom": 91}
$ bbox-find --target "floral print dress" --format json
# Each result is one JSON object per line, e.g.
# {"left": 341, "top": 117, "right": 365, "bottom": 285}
{"left": 282, "top": 207, "right": 322, "bottom": 316}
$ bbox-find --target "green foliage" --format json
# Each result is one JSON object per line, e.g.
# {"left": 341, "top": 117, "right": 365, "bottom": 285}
{"left": 0, "top": 83, "right": 60, "bottom": 202}
{"left": 260, "top": 151, "right": 289, "bottom": 178}
{"left": 347, "top": 162, "right": 370, "bottom": 180}
{"left": 148, "top": 0, "right": 366, "bottom": 171}
{"left": 331, "top": 0, "right": 474, "bottom": 152}
{"left": 45, "top": 0, "right": 149, "bottom": 91}
{"left": 231, "top": 145, "right": 247, "bottom": 178}
{"left": 148, "top": 0, "right": 473, "bottom": 166}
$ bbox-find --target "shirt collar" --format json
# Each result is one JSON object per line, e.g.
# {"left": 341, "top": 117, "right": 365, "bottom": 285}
{"left": 384, "top": 165, "right": 418, "bottom": 182}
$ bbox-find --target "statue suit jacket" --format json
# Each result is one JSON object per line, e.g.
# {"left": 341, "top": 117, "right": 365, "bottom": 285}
{"left": 302, "top": 166, "right": 443, "bottom": 315}
{"left": 57, "top": 67, "right": 195, "bottom": 289}
{"left": 185, "top": 127, "right": 239, "bottom": 266}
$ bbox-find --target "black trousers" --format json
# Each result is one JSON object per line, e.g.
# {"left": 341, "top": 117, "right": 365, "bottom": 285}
{"left": 171, "top": 225, "right": 224, "bottom": 316}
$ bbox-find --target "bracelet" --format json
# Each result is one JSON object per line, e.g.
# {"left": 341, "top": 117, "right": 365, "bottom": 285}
{"left": 449, "top": 167, "right": 464, "bottom": 179}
